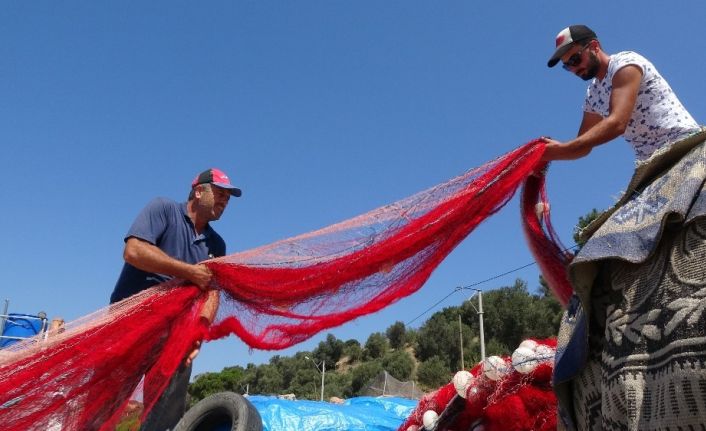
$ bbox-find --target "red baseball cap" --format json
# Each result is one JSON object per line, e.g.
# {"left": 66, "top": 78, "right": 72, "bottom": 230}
{"left": 191, "top": 168, "right": 242, "bottom": 197}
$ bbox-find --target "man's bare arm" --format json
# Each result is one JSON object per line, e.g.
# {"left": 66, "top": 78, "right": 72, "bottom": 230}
{"left": 123, "top": 237, "right": 213, "bottom": 289}
{"left": 542, "top": 64, "right": 642, "bottom": 161}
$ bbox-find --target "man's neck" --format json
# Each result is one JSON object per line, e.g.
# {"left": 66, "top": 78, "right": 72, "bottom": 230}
{"left": 596, "top": 51, "right": 611, "bottom": 81}
{"left": 186, "top": 201, "right": 208, "bottom": 234}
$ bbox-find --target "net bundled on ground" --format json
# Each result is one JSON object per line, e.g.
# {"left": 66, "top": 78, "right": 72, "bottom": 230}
{"left": 0, "top": 139, "right": 554, "bottom": 430}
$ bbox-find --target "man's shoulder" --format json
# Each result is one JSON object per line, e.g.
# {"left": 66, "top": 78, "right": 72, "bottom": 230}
{"left": 142, "top": 197, "right": 184, "bottom": 212}
{"left": 608, "top": 51, "right": 652, "bottom": 78}
{"left": 611, "top": 51, "right": 650, "bottom": 67}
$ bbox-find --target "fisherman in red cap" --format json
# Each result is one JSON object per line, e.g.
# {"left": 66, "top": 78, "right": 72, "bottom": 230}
{"left": 111, "top": 168, "right": 242, "bottom": 431}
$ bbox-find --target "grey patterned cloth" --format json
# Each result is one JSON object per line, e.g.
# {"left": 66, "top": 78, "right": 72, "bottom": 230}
{"left": 554, "top": 130, "right": 706, "bottom": 430}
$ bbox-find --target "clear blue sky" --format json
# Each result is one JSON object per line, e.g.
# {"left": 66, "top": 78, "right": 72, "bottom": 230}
{"left": 1, "top": 2, "right": 704, "bottom": 378}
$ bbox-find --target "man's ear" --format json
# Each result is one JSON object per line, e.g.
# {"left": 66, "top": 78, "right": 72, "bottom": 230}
{"left": 193, "top": 185, "right": 203, "bottom": 199}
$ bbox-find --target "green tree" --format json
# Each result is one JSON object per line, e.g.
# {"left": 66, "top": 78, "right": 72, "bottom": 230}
{"left": 415, "top": 311, "right": 459, "bottom": 368}
{"left": 323, "top": 371, "right": 351, "bottom": 399}
{"left": 188, "top": 366, "right": 245, "bottom": 403}
{"left": 382, "top": 350, "right": 414, "bottom": 380}
{"left": 483, "top": 337, "right": 510, "bottom": 359}
{"left": 342, "top": 339, "right": 362, "bottom": 363}
{"left": 386, "top": 321, "right": 407, "bottom": 350}
{"left": 240, "top": 363, "right": 260, "bottom": 395}
{"left": 405, "top": 328, "right": 418, "bottom": 346}
{"left": 573, "top": 208, "right": 602, "bottom": 248}
{"left": 289, "top": 365, "right": 322, "bottom": 400}
{"left": 364, "top": 332, "right": 389, "bottom": 360}
{"left": 535, "top": 277, "right": 564, "bottom": 337}
{"left": 313, "top": 333, "right": 345, "bottom": 369}
{"left": 347, "top": 360, "right": 383, "bottom": 397}
{"left": 254, "top": 363, "right": 283, "bottom": 395}
{"left": 416, "top": 356, "right": 450, "bottom": 389}
{"left": 268, "top": 355, "right": 295, "bottom": 392}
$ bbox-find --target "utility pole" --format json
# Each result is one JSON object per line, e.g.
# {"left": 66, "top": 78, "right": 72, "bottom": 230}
{"left": 459, "top": 314, "right": 464, "bottom": 370}
{"left": 321, "top": 360, "right": 325, "bottom": 402}
{"left": 476, "top": 289, "right": 486, "bottom": 362}
{"left": 465, "top": 289, "right": 486, "bottom": 363}
{"left": 305, "top": 356, "right": 326, "bottom": 401}
{"left": 0, "top": 299, "right": 9, "bottom": 340}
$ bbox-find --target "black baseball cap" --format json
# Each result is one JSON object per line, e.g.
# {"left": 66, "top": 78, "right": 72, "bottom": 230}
{"left": 547, "top": 25, "right": 597, "bottom": 68}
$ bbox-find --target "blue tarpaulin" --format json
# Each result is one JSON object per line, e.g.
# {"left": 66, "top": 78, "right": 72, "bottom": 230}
{"left": 248, "top": 395, "right": 418, "bottom": 431}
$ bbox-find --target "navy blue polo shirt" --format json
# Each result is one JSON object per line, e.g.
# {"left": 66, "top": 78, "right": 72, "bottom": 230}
{"left": 110, "top": 198, "right": 226, "bottom": 303}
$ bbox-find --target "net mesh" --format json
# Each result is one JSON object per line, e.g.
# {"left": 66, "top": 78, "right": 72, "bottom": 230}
{"left": 205, "top": 140, "right": 547, "bottom": 349}
{"left": 0, "top": 139, "right": 561, "bottom": 430}
{"left": 362, "top": 370, "right": 425, "bottom": 399}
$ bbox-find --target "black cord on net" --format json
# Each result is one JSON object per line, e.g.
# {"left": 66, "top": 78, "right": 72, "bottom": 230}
{"left": 405, "top": 243, "right": 579, "bottom": 326}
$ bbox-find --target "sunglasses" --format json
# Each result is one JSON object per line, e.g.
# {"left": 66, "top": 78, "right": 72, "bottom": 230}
{"left": 562, "top": 43, "right": 591, "bottom": 71}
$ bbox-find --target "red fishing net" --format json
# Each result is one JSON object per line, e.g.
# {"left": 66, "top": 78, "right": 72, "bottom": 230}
{"left": 521, "top": 164, "right": 574, "bottom": 306}
{"left": 0, "top": 139, "right": 567, "bottom": 430}
{"left": 0, "top": 283, "right": 208, "bottom": 430}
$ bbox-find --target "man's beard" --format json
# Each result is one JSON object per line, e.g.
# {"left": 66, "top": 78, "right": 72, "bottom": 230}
{"left": 579, "top": 52, "right": 600, "bottom": 81}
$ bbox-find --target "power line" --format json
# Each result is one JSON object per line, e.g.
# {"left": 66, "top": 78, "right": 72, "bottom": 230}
{"left": 406, "top": 287, "right": 464, "bottom": 326}
{"left": 405, "top": 244, "right": 578, "bottom": 326}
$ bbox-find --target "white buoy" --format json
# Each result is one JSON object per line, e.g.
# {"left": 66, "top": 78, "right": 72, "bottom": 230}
{"left": 422, "top": 410, "right": 439, "bottom": 429}
{"left": 483, "top": 355, "right": 509, "bottom": 381}
{"left": 518, "top": 339, "right": 539, "bottom": 351}
{"left": 512, "top": 346, "right": 539, "bottom": 374}
{"left": 534, "top": 344, "right": 555, "bottom": 361}
{"left": 534, "top": 202, "right": 547, "bottom": 219}
{"left": 452, "top": 370, "right": 474, "bottom": 398}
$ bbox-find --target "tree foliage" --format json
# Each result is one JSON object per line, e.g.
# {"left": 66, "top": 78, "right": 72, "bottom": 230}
{"left": 382, "top": 350, "right": 414, "bottom": 381}
{"left": 573, "top": 208, "right": 603, "bottom": 248}
{"left": 347, "top": 360, "right": 383, "bottom": 397}
{"left": 415, "top": 310, "right": 464, "bottom": 369}
{"left": 342, "top": 339, "right": 362, "bottom": 363}
{"left": 386, "top": 321, "right": 407, "bottom": 350}
{"left": 363, "top": 332, "right": 389, "bottom": 360}
{"left": 313, "top": 334, "right": 345, "bottom": 369}
{"left": 416, "top": 356, "right": 450, "bottom": 389}
{"left": 188, "top": 366, "right": 244, "bottom": 403}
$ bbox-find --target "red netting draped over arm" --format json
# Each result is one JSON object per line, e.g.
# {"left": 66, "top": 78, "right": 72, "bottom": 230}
{"left": 0, "top": 139, "right": 564, "bottom": 430}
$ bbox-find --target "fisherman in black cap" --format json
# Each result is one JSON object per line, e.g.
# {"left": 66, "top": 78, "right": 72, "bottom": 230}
{"left": 542, "top": 24, "right": 698, "bottom": 162}
{"left": 541, "top": 26, "right": 706, "bottom": 431}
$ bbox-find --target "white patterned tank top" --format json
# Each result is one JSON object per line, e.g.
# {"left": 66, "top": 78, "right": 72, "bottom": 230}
{"left": 583, "top": 51, "right": 699, "bottom": 161}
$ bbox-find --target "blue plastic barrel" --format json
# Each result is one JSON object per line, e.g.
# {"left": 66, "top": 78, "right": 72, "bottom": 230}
{"left": 1, "top": 313, "right": 44, "bottom": 348}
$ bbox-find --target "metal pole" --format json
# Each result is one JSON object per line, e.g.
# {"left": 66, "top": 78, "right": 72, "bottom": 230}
{"left": 320, "top": 360, "right": 325, "bottom": 402}
{"left": 477, "top": 290, "right": 486, "bottom": 362}
{"left": 459, "top": 314, "right": 464, "bottom": 370}
{"left": 382, "top": 370, "right": 388, "bottom": 396}
{"left": 0, "top": 299, "right": 9, "bottom": 343}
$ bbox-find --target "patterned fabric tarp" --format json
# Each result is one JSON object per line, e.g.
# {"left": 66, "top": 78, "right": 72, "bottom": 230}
{"left": 555, "top": 131, "right": 706, "bottom": 431}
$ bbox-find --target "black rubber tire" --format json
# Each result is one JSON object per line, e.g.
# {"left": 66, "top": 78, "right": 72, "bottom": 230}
{"left": 174, "top": 392, "right": 262, "bottom": 431}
